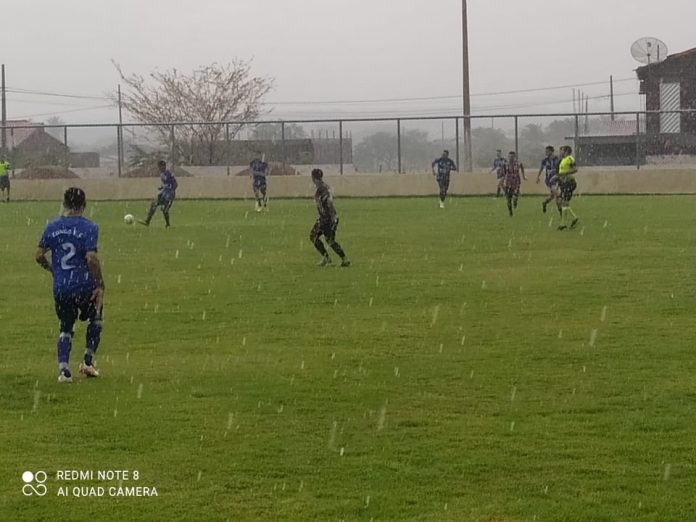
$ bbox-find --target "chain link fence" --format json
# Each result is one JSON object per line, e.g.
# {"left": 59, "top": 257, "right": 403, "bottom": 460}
{"left": 2, "top": 110, "right": 695, "bottom": 179}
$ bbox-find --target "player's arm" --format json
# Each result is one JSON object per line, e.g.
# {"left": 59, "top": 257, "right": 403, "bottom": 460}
{"left": 431, "top": 159, "right": 438, "bottom": 175}
{"left": 450, "top": 160, "right": 458, "bottom": 171}
{"left": 35, "top": 247, "right": 52, "bottom": 274}
{"left": 520, "top": 163, "right": 527, "bottom": 180}
{"left": 86, "top": 250, "right": 105, "bottom": 309}
{"left": 566, "top": 162, "right": 578, "bottom": 175}
{"left": 537, "top": 160, "right": 545, "bottom": 182}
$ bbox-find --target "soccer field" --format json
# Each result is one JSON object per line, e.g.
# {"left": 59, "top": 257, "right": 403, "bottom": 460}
{"left": 1, "top": 195, "right": 695, "bottom": 522}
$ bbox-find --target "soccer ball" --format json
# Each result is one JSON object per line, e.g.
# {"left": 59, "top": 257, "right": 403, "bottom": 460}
{"left": 124, "top": 214, "right": 135, "bottom": 225}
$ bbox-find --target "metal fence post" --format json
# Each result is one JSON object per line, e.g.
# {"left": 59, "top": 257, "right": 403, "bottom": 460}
{"left": 635, "top": 112, "right": 641, "bottom": 170}
{"left": 514, "top": 116, "right": 519, "bottom": 157}
{"left": 169, "top": 125, "right": 176, "bottom": 166}
{"left": 338, "top": 120, "right": 344, "bottom": 175}
{"left": 116, "top": 125, "right": 122, "bottom": 178}
{"left": 63, "top": 126, "right": 69, "bottom": 175}
{"left": 225, "top": 123, "right": 230, "bottom": 176}
{"left": 396, "top": 119, "right": 402, "bottom": 173}
{"left": 455, "top": 117, "right": 460, "bottom": 171}
{"left": 281, "top": 121, "right": 286, "bottom": 169}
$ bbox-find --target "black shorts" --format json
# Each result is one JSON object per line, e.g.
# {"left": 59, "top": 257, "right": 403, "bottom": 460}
{"left": 559, "top": 178, "right": 577, "bottom": 201}
{"left": 437, "top": 174, "right": 450, "bottom": 191}
{"left": 156, "top": 193, "right": 174, "bottom": 209}
{"left": 311, "top": 217, "right": 338, "bottom": 242}
{"left": 0, "top": 176, "right": 9, "bottom": 190}
{"left": 54, "top": 291, "right": 102, "bottom": 332}
{"left": 505, "top": 184, "right": 520, "bottom": 198}
{"left": 253, "top": 177, "right": 267, "bottom": 190}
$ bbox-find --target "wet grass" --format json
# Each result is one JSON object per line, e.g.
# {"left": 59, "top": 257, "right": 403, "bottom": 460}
{"left": 1, "top": 195, "right": 695, "bottom": 521}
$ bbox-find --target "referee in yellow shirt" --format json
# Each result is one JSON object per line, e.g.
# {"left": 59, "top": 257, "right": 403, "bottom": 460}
{"left": 0, "top": 157, "right": 10, "bottom": 203}
{"left": 554, "top": 146, "right": 579, "bottom": 230}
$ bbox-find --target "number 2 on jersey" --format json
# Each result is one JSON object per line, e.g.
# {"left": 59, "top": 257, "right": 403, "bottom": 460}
{"left": 61, "top": 242, "right": 77, "bottom": 270}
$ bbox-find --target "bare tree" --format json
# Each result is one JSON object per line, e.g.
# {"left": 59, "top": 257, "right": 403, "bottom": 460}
{"left": 46, "top": 116, "right": 65, "bottom": 140}
{"left": 113, "top": 61, "right": 273, "bottom": 165}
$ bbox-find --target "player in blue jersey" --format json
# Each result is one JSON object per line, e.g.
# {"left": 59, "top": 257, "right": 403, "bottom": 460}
{"left": 536, "top": 146, "right": 561, "bottom": 215}
{"left": 490, "top": 150, "right": 506, "bottom": 197}
{"left": 250, "top": 153, "right": 269, "bottom": 212}
{"left": 36, "top": 187, "right": 105, "bottom": 383}
{"left": 139, "top": 160, "right": 177, "bottom": 227}
{"left": 431, "top": 150, "right": 457, "bottom": 208}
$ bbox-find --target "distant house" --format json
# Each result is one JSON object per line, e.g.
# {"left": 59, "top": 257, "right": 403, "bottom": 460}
{"left": 4, "top": 120, "right": 68, "bottom": 168}
{"left": 636, "top": 47, "right": 696, "bottom": 155}
{"left": 574, "top": 119, "right": 645, "bottom": 166}
{"left": 3, "top": 120, "right": 99, "bottom": 168}
{"left": 572, "top": 47, "right": 696, "bottom": 165}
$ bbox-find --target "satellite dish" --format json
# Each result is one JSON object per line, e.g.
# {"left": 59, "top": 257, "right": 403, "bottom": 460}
{"left": 631, "top": 37, "right": 668, "bottom": 65}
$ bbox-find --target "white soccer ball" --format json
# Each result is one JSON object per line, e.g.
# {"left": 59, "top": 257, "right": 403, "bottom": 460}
{"left": 124, "top": 214, "right": 135, "bottom": 225}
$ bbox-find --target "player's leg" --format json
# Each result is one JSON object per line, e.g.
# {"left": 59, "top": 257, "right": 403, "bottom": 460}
{"left": 441, "top": 175, "right": 450, "bottom": 206}
{"left": 505, "top": 186, "right": 513, "bottom": 216}
{"left": 253, "top": 181, "right": 263, "bottom": 211}
{"left": 513, "top": 185, "right": 519, "bottom": 208}
{"left": 325, "top": 218, "right": 350, "bottom": 267}
{"left": 564, "top": 180, "right": 579, "bottom": 228}
{"left": 260, "top": 182, "right": 268, "bottom": 209}
{"left": 140, "top": 195, "right": 159, "bottom": 226}
{"left": 496, "top": 176, "right": 503, "bottom": 197}
{"left": 161, "top": 197, "right": 173, "bottom": 228}
{"left": 79, "top": 294, "right": 102, "bottom": 377}
{"left": 310, "top": 220, "right": 331, "bottom": 265}
{"left": 54, "top": 295, "right": 78, "bottom": 382}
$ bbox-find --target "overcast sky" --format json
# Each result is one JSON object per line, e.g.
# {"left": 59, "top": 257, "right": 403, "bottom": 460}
{"left": 3, "top": 0, "right": 695, "bottom": 123}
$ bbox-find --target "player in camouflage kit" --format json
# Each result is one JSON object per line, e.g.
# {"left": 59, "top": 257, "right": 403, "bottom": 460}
{"left": 310, "top": 169, "right": 350, "bottom": 267}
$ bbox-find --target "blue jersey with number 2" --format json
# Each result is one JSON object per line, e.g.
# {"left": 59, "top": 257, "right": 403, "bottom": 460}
{"left": 39, "top": 216, "right": 99, "bottom": 296}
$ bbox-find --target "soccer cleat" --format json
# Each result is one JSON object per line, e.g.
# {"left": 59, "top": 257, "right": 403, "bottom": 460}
{"left": 317, "top": 255, "right": 332, "bottom": 267}
{"left": 263, "top": 205, "right": 269, "bottom": 212}
{"left": 79, "top": 362, "right": 100, "bottom": 378}
{"left": 570, "top": 218, "right": 579, "bottom": 229}
{"left": 137, "top": 219, "right": 149, "bottom": 226}
{"left": 58, "top": 369, "right": 73, "bottom": 383}
{"left": 542, "top": 201, "right": 547, "bottom": 213}
{"left": 439, "top": 201, "right": 445, "bottom": 209}
{"left": 557, "top": 225, "right": 567, "bottom": 231}
{"left": 340, "top": 259, "right": 351, "bottom": 267}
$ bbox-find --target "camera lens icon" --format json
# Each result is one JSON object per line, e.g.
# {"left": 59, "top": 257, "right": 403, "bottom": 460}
{"left": 22, "top": 471, "right": 47, "bottom": 496}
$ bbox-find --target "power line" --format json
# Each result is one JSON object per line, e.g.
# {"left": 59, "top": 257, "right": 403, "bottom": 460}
{"left": 12, "top": 104, "right": 114, "bottom": 120}
{"left": 7, "top": 87, "right": 110, "bottom": 101}
{"left": 264, "top": 78, "right": 637, "bottom": 106}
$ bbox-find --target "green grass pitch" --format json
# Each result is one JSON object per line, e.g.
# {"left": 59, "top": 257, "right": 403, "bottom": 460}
{"left": 1, "top": 195, "right": 696, "bottom": 522}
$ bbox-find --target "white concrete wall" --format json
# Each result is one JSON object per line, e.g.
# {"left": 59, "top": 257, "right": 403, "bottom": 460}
{"left": 7, "top": 169, "right": 696, "bottom": 201}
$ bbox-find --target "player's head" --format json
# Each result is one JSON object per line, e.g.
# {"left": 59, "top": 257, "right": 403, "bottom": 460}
{"left": 157, "top": 160, "right": 167, "bottom": 172}
{"left": 311, "top": 168, "right": 323, "bottom": 183}
{"left": 545, "top": 146, "right": 554, "bottom": 156}
{"left": 442, "top": 150, "right": 449, "bottom": 158}
{"left": 496, "top": 149, "right": 502, "bottom": 157}
{"left": 508, "top": 151, "right": 516, "bottom": 160}
{"left": 63, "top": 187, "right": 86, "bottom": 213}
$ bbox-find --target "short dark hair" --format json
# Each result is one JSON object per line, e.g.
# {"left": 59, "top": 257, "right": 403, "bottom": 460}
{"left": 157, "top": 160, "right": 167, "bottom": 167}
{"left": 508, "top": 151, "right": 516, "bottom": 155}
{"left": 565, "top": 146, "right": 572, "bottom": 154}
{"left": 443, "top": 150, "right": 449, "bottom": 154}
{"left": 63, "top": 187, "right": 86, "bottom": 210}
{"left": 311, "top": 168, "right": 323, "bottom": 180}
{"left": 545, "top": 145, "right": 554, "bottom": 151}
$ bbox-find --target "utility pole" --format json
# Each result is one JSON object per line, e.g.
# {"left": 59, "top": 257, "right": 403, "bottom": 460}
{"left": 609, "top": 75, "right": 615, "bottom": 121}
{"left": 1, "top": 64, "right": 6, "bottom": 153}
{"left": 462, "top": 0, "right": 472, "bottom": 171}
